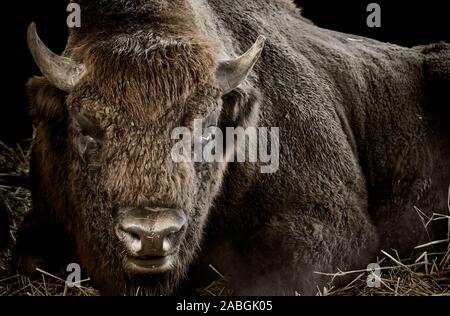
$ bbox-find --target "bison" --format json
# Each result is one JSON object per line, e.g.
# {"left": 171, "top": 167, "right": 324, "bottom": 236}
{"left": 14, "top": 0, "right": 449, "bottom": 295}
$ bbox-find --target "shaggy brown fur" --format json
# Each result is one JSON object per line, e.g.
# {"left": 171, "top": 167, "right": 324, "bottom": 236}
{"left": 14, "top": 0, "right": 449, "bottom": 295}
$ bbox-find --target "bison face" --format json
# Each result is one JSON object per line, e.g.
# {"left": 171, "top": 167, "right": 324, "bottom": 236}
{"left": 26, "top": 23, "right": 264, "bottom": 295}
{"left": 65, "top": 86, "right": 227, "bottom": 295}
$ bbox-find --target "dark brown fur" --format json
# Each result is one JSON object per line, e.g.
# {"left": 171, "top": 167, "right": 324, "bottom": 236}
{"left": 15, "top": 0, "right": 449, "bottom": 295}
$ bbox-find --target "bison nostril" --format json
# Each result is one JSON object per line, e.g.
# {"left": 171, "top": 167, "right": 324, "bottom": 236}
{"left": 129, "top": 231, "right": 140, "bottom": 242}
{"left": 116, "top": 226, "right": 144, "bottom": 254}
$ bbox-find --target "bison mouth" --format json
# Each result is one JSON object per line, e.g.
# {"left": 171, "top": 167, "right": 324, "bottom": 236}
{"left": 126, "top": 254, "right": 176, "bottom": 274}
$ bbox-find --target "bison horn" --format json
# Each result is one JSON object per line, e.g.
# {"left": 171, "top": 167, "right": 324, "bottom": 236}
{"left": 216, "top": 35, "right": 266, "bottom": 94}
{"left": 27, "top": 22, "right": 86, "bottom": 92}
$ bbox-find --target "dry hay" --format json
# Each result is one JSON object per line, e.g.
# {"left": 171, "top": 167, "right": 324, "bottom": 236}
{"left": 315, "top": 195, "right": 450, "bottom": 296}
{"left": 0, "top": 141, "right": 449, "bottom": 296}
{"left": 316, "top": 241, "right": 450, "bottom": 296}
{"left": 196, "top": 264, "right": 234, "bottom": 296}
{"left": 0, "top": 141, "right": 98, "bottom": 296}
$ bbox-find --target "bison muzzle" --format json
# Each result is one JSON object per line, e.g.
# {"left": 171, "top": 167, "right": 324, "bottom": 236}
{"left": 115, "top": 207, "right": 188, "bottom": 274}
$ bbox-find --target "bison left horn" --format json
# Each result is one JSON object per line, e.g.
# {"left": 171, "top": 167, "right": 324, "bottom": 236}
{"left": 216, "top": 35, "right": 266, "bottom": 94}
{"left": 27, "top": 22, "right": 86, "bottom": 92}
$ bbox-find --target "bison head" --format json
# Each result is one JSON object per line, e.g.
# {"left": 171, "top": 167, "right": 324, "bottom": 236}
{"left": 26, "top": 23, "right": 264, "bottom": 295}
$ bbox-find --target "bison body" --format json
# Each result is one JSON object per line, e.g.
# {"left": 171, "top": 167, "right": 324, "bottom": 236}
{"left": 15, "top": 0, "right": 449, "bottom": 295}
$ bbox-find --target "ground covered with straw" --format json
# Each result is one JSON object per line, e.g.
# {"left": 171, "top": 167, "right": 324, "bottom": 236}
{"left": 0, "top": 141, "right": 449, "bottom": 296}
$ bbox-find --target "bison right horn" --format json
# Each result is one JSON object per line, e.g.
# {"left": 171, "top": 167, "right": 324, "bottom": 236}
{"left": 27, "top": 22, "right": 86, "bottom": 92}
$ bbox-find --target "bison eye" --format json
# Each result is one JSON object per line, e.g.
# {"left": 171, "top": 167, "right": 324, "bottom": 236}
{"left": 77, "top": 134, "right": 100, "bottom": 163}
{"left": 73, "top": 113, "right": 102, "bottom": 164}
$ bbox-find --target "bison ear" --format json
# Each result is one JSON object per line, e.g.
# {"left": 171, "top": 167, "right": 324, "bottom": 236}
{"left": 215, "top": 36, "right": 266, "bottom": 95}
{"left": 27, "top": 76, "right": 67, "bottom": 125}
{"left": 220, "top": 86, "right": 262, "bottom": 128}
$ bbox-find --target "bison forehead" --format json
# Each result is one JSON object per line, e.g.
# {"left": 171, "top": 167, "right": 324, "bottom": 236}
{"left": 69, "top": 32, "right": 219, "bottom": 122}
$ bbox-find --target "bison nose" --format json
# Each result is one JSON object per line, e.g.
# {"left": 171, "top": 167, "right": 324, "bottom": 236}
{"left": 115, "top": 207, "right": 187, "bottom": 257}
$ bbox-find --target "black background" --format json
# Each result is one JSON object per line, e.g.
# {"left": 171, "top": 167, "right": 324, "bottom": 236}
{"left": 1, "top": 0, "right": 449, "bottom": 145}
